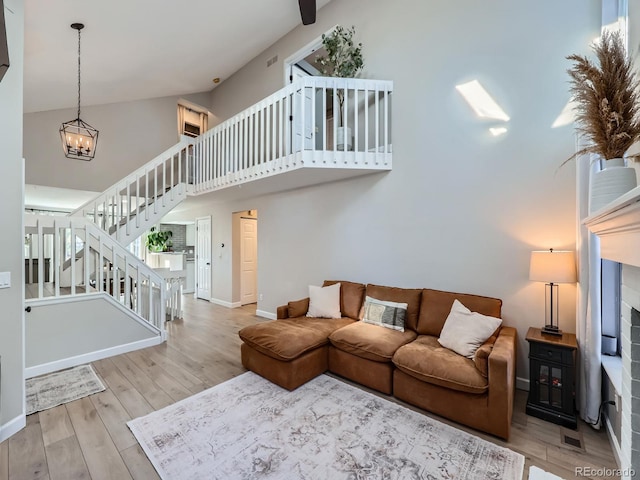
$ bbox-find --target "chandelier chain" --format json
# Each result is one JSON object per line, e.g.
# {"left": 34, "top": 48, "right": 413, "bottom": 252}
{"left": 77, "top": 26, "right": 81, "bottom": 119}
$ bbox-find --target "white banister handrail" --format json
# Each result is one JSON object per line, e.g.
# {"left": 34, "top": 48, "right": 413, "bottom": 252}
{"left": 68, "top": 140, "right": 191, "bottom": 246}
{"left": 189, "top": 76, "right": 393, "bottom": 195}
{"left": 70, "top": 139, "right": 191, "bottom": 218}
{"left": 65, "top": 76, "right": 392, "bottom": 232}
{"left": 25, "top": 215, "right": 166, "bottom": 331}
{"left": 62, "top": 76, "right": 391, "bottom": 245}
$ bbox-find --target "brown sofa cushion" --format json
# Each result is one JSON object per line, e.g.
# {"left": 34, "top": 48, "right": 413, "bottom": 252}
{"left": 416, "top": 289, "right": 502, "bottom": 337}
{"left": 364, "top": 284, "right": 422, "bottom": 331}
{"left": 329, "top": 321, "right": 417, "bottom": 363}
{"left": 288, "top": 298, "right": 310, "bottom": 318}
{"left": 323, "top": 280, "right": 366, "bottom": 320}
{"left": 239, "top": 317, "right": 353, "bottom": 362}
{"left": 288, "top": 316, "right": 355, "bottom": 337}
{"left": 392, "top": 335, "right": 488, "bottom": 394}
{"left": 473, "top": 336, "right": 496, "bottom": 378}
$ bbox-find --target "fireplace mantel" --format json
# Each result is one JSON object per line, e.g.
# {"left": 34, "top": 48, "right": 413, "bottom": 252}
{"left": 584, "top": 184, "right": 640, "bottom": 268}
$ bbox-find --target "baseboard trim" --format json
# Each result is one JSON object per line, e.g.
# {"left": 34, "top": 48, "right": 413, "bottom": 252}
{"left": 604, "top": 414, "right": 623, "bottom": 468}
{"left": 25, "top": 336, "right": 164, "bottom": 379}
{"left": 210, "top": 298, "right": 242, "bottom": 309}
{"left": 0, "top": 413, "right": 26, "bottom": 443}
{"left": 256, "top": 309, "right": 276, "bottom": 320}
{"left": 516, "top": 376, "right": 530, "bottom": 391}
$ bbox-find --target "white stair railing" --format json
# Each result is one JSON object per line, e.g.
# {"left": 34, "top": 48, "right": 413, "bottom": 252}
{"left": 67, "top": 77, "right": 392, "bottom": 238}
{"left": 189, "top": 76, "right": 393, "bottom": 194}
{"left": 25, "top": 215, "right": 166, "bottom": 332}
{"left": 69, "top": 140, "right": 191, "bottom": 246}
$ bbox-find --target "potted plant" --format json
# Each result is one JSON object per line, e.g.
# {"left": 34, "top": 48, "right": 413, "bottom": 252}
{"left": 146, "top": 226, "right": 173, "bottom": 252}
{"left": 315, "top": 25, "right": 364, "bottom": 151}
{"left": 566, "top": 30, "right": 640, "bottom": 212}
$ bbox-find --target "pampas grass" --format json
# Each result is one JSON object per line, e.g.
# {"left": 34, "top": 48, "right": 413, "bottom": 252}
{"left": 567, "top": 30, "right": 640, "bottom": 162}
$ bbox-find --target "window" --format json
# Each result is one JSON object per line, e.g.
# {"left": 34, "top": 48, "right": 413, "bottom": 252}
{"left": 601, "top": 259, "right": 621, "bottom": 356}
{"left": 177, "top": 103, "right": 209, "bottom": 138}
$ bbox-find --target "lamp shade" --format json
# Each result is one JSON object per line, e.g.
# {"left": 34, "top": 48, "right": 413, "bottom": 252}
{"left": 529, "top": 250, "right": 577, "bottom": 283}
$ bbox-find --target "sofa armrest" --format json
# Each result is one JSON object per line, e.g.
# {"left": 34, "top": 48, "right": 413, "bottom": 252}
{"left": 276, "top": 305, "right": 289, "bottom": 319}
{"left": 487, "top": 326, "right": 517, "bottom": 438}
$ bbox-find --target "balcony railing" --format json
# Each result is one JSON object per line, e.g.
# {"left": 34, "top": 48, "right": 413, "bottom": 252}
{"left": 189, "top": 76, "right": 393, "bottom": 194}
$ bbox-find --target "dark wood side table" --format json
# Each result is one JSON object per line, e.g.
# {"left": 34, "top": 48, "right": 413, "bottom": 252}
{"left": 525, "top": 327, "right": 578, "bottom": 429}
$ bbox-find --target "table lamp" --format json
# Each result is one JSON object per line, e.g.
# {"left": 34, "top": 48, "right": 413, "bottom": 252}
{"left": 529, "top": 249, "right": 577, "bottom": 336}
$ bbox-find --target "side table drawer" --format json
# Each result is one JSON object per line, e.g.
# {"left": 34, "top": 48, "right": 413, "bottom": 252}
{"left": 530, "top": 342, "right": 571, "bottom": 364}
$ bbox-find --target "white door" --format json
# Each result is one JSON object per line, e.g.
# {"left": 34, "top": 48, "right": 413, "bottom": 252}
{"left": 196, "top": 216, "right": 211, "bottom": 300}
{"left": 240, "top": 218, "right": 258, "bottom": 305}
{"left": 291, "top": 65, "right": 314, "bottom": 152}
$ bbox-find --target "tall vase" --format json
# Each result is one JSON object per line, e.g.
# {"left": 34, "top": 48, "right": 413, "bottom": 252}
{"left": 589, "top": 157, "right": 638, "bottom": 214}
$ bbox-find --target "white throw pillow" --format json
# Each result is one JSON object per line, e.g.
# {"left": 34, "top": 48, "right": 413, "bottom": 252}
{"left": 438, "top": 299, "right": 502, "bottom": 358}
{"left": 306, "top": 283, "right": 342, "bottom": 319}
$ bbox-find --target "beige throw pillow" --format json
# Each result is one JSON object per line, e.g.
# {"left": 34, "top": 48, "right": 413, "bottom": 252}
{"left": 438, "top": 299, "right": 502, "bottom": 358}
{"left": 307, "top": 282, "right": 342, "bottom": 319}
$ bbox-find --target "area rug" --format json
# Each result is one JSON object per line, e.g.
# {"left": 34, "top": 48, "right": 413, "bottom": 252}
{"left": 128, "top": 372, "right": 524, "bottom": 480}
{"left": 26, "top": 364, "right": 105, "bottom": 415}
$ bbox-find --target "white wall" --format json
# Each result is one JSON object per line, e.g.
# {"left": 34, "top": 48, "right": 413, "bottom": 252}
{"left": 175, "top": 0, "right": 600, "bottom": 382}
{"left": 24, "top": 92, "right": 210, "bottom": 192}
{"left": 25, "top": 296, "right": 159, "bottom": 371}
{"left": 22, "top": 0, "right": 602, "bottom": 385}
{"left": 0, "top": 0, "right": 24, "bottom": 440}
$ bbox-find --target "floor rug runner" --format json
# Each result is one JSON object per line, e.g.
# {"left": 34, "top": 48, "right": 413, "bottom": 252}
{"left": 128, "top": 372, "right": 524, "bottom": 480}
{"left": 26, "top": 364, "right": 105, "bottom": 415}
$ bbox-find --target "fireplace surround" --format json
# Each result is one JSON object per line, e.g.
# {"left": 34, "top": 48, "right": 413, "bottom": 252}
{"left": 585, "top": 185, "right": 640, "bottom": 475}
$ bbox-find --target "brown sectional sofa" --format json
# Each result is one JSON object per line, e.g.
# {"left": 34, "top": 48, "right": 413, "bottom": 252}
{"left": 238, "top": 280, "right": 517, "bottom": 440}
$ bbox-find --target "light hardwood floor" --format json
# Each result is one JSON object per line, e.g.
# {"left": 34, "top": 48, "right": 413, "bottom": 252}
{"left": 2, "top": 296, "right": 619, "bottom": 480}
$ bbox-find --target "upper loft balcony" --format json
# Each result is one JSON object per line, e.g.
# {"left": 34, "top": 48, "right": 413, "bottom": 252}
{"left": 187, "top": 76, "right": 393, "bottom": 201}
{"left": 65, "top": 77, "right": 393, "bottom": 245}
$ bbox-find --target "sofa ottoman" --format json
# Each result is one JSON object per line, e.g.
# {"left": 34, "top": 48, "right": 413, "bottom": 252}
{"left": 240, "top": 316, "right": 353, "bottom": 390}
{"left": 238, "top": 281, "right": 365, "bottom": 390}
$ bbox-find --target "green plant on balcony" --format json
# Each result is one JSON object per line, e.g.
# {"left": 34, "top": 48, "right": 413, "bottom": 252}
{"left": 315, "top": 25, "right": 364, "bottom": 128}
{"left": 146, "top": 227, "right": 173, "bottom": 252}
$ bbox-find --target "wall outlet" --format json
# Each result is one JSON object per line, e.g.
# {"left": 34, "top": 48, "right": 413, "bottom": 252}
{"left": 0, "top": 271, "right": 10, "bottom": 288}
{"left": 259, "top": 293, "right": 263, "bottom": 301}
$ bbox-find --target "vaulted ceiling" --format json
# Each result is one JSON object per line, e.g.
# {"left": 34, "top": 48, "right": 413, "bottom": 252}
{"left": 24, "top": 0, "right": 331, "bottom": 113}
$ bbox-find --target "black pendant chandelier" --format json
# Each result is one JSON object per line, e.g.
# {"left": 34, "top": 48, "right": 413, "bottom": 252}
{"left": 59, "top": 23, "right": 98, "bottom": 161}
